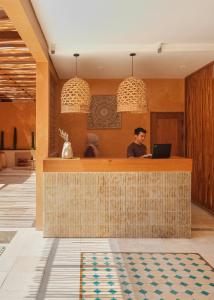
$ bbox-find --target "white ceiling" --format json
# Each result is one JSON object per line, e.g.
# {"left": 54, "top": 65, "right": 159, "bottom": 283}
{"left": 31, "top": 0, "right": 214, "bottom": 79}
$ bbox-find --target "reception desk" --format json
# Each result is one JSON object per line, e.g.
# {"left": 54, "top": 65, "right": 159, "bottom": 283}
{"left": 43, "top": 158, "right": 192, "bottom": 238}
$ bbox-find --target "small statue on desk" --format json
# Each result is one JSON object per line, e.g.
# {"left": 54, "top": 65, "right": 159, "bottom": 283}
{"left": 58, "top": 128, "right": 73, "bottom": 159}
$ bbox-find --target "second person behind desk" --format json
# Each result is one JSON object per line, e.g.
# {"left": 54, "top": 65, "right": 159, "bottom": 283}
{"left": 127, "top": 127, "right": 147, "bottom": 158}
{"left": 84, "top": 133, "right": 99, "bottom": 158}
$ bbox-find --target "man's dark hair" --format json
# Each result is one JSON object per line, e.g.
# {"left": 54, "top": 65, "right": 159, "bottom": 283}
{"left": 134, "top": 127, "right": 147, "bottom": 135}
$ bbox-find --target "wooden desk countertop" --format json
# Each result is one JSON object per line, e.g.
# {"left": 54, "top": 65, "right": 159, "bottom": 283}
{"left": 43, "top": 157, "right": 192, "bottom": 172}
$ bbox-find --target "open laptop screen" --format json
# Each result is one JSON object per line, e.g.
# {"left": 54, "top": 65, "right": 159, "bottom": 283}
{"left": 152, "top": 144, "right": 171, "bottom": 158}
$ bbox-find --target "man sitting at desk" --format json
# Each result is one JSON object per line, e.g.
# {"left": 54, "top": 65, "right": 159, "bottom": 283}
{"left": 127, "top": 127, "right": 147, "bottom": 157}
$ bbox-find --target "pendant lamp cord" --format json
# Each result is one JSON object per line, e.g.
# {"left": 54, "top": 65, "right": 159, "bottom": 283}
{"left": 130, "top": 53, "right": 136, "bottom": 76}
{"left": 75, "top": 56, "right": 78, "bottom": 76}
{"left": 74, "top": 53, "right": 79, "bottom": 77}
{"left": 131, "top": 55, "right": 133, "bottom": 76}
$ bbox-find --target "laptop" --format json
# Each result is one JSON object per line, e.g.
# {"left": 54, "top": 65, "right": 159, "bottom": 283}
{"left": 152, "top": 144, "right": 171, "bottom": 158}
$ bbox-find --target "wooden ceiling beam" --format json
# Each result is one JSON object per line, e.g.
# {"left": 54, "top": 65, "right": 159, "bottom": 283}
{"left": 0, "top": 73, "right": 36, "bottom": 76}
{"left": 0, "top": 79, "right": 36, "bottom": 82}
{"left": 0, "top": 68, "right": 35, "bottom": 98}
{"left": 0, "top": 102, "right": 35, "bottom": 103}
{"left": 0, "top": 45, "right": 28, "bottom": 49}
{"left": 0, "top": 63, "right": 35, "bottom": 67}
{"left": 0, "top": 99, "right": 35, "bottom": 102}
{"left": 0, "top": 42, "right": 26, "bottom": 48}
{"left": 0, "top": 88, "right": 35, "bottom": 91}
{"left": 0, "top": 7, "right": 38, "bottom": 103}
{"left": 0, "top": 31, "right": 21, "bottom": 40}
{"left": 0, "top": 93, "right": 35, "bottom": 97}
{"left": 0, "top": 21, "right": 15, "bottom": 31}
{"left": 0, "top": 77, "right": 35, "bottom": 80}
{"left": 0, "top": 92, "right": 36, "bottom": 96}
{"left": 0, "top": 52, "right": 32, "bottom": 57}
{"left": 0, "top": 82, "right": 35, "bottom": 86}
{"left": 1, "top": 84, "right": 35, "bottom": 87}
{"left": 0, "top": 84, "right": 35, "bottom": 89}
{"left": 0, "top": 53, "right": 31, "bottom": 57}
{"left": 0, "top": 60, "right": 34, "bottom": 64}
{"left": 0, "top": 40, "right": 25, "bottom": 45}
{"left": 0, "top": 64, "right": 36, "bottom": 71}
{"left": 0, "top": 49, "right": 30, "bottom": 53}
{"left": 0, "top": 81, "right": 35, "bottom": 84}
{"left": 0, "top": 84, "right": 35, "bottom": 88}
{"left": 0, "top": 0, "right": 48, "bottom": 62}
{"left": 0, "top": 3, "right": 59, "bottom": 83}
{"left": 0, "top": 95, "right": 35, "bottom": 98}
{"left": 0, "top": 71, "right": 36, "bottom": 78}
{"left": 0, "top": 70, "right": 36, "bottom": 73}
{"left": 0, "top": 77, "right": 35, "bottom": 81}
{"left": 0, "top": 87, "right": 35, "bottom": 91}
{"left": 0, "top": 55, "right": 31, "bottom": 61}
{"left": 0, "top": 91, "right": 35, "bottom": 98}
{"left": 0, "top": 93, "right": 34, "bottom": 96}
{"left": 0, "top": 61, "right": 35, "bottom": 65}
{"left": 0, "top": 89, "right": 35, "bottom": 93}
{"left": 0, "top": 75, "right": 35, "bottom": 78}
{"left": 0, "top": 9, "right": 8, "bottom": 20}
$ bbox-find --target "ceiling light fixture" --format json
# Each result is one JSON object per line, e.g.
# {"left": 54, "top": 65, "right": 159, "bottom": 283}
{"left": 61, "top": 53, "right": 91, "bottom": 113}
{"left": 117, "top": 53, "right": 147, "bottom": 113}
{"left": 157, "top": 42, "right": 164, "bottom": 54}
{"left": 50, "top": 43, "right": 55, "bottom": 55}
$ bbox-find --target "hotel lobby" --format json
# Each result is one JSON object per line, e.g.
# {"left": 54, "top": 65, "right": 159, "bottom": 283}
{"left": 0, "top": 0, "right": 214, "bottom": 299}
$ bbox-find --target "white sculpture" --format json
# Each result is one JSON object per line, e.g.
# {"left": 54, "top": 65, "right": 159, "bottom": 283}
{"left": 58, "top": 128, "right": 73, "bottom": 159}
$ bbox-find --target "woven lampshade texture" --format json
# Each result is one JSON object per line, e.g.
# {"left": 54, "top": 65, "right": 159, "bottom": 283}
{"left": 61, "top": 76, "right": 91, "bottom": 113}
{"left": 117, "top": 76, "right": 147, "bottom": 113}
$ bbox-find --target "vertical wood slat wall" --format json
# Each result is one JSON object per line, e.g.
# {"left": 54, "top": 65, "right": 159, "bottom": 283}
{"left": 185, "top": 63, "right": 214, "bottom": 212}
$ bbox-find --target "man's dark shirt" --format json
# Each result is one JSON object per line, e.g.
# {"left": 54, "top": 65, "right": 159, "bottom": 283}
{"left": 127, "top": 142, "right": 147, "bottom": 157}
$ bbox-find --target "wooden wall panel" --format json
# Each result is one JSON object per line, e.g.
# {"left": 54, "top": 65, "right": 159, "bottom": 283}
{"left": 185, "top": 63, "right": 214, "bottom": 212}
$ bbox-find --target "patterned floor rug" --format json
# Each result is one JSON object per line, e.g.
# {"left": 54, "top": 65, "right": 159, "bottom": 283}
{"left": 80, "top": 252, "right": 214, "bottom": 299}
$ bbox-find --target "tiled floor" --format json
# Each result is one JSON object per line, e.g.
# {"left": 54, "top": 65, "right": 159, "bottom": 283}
{"left": 81, "top": 252, "right": 214, "bottom": 299}
{"left": 0, "top": 169, "right": 214, "bottom": 299}
{"left": 192, "top": 204, "right": 214, "bottom": 230}
{"left": 0, "top": 231, "right": 214, "bottom": 299}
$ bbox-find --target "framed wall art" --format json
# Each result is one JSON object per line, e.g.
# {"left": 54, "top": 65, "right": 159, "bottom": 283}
{"left": 88, "top": 95, "right": 121, "bottom": 129}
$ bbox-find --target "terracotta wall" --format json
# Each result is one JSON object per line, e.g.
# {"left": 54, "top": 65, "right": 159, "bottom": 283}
{"left": 56, "top": 79, "right": 184, "bottom": 158}
{"left": 0, "top": 102, "right": 36, "bottom": 149}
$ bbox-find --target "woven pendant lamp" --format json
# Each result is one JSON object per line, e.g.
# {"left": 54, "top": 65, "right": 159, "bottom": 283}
{"left": 61, "top": 53, "right": 91, "bottom": 113}
{"left": 117, "top": 53, "right": 147, "bottom": 113}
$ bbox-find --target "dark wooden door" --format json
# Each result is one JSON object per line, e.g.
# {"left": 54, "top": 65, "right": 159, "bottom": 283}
{"left": 151, "top": 112, "right": 184, "bottom": 156}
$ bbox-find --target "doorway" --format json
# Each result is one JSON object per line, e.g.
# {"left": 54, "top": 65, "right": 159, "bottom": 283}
{"left": 150, "top": 112, "right": 184, "bottom": 156}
